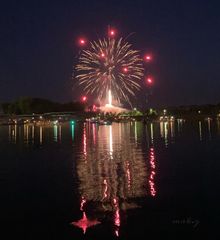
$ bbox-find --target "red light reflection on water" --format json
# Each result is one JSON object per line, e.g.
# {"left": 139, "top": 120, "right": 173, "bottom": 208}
{"left": 102, "top": 179, "right": 108, "bottom": 200}
{"left": 126, "top": 161, "right": 131, "bottom": 190}
{"left": 83, "top": 125, "right": 87, "bottom": 157}
{"left": 92, "top": 124, "right": 96, "bottom": 144}
{"left": 113, "top": 198, "right": 120, "bottom": 237}
{"left": 71, "top": 196, "right": 100, "bottom": 234}
{"left": 80, "top": 196, "right": 86, "bottom": 211}
{"left": 72, "top": 123, "right": 157, "bottom": 236}
{"left": 149, "top": 147, "right": 156, "bottom": 196}
{"left": 71, "top": 211, "right": 101, "bottom": 234}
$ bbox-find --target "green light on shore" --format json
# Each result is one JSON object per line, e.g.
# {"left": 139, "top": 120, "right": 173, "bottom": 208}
{"left": 70, "top": 120, "right": 75, "bottom": 125}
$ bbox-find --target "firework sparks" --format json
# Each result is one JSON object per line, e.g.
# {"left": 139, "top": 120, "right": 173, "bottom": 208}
{"left": 75, "top": 36, "right": 145, "bottom": 104}
{"left": 108, "top": 89, "right": 112, "bottom": 106}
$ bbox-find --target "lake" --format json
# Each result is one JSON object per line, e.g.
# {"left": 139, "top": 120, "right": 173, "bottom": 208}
{"left": 0, "top": 119, "right": 219, "bottom": 239}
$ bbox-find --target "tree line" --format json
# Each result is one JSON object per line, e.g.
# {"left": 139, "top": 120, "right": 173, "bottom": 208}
{"left": 1, "top": 97, "right": 220, "bottom": 116}
{"left": 1, "top": 97, "right": 85, "bottom": 114}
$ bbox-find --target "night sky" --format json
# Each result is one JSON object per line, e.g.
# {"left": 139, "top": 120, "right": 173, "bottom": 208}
{"left": 1, "top": 0, "right": 220, "bottom": 107}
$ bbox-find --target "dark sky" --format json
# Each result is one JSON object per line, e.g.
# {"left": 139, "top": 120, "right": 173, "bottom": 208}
{"left": 1, "top": 0, "right": 220, "bottom": 107}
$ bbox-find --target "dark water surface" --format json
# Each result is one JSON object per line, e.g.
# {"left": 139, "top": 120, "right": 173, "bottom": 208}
{"left": 1, "top": 120, "right": 219, "bottom": 239}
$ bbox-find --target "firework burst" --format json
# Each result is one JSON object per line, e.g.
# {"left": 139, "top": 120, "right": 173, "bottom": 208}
{"left": 75, "top": 36, "right": 145, "bottom": 104}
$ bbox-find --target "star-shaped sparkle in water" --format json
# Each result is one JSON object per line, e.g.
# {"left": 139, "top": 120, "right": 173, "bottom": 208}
{"left": 70, "top": 212, "right": 101, "bottom": 234}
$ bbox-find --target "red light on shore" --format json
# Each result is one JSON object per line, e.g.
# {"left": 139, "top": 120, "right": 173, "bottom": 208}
{"left": 101, "top": 53, "right": 105, "bottom": 58}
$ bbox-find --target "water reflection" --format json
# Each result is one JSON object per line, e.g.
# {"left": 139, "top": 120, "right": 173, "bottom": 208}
{"left": 160, "top": 121, "right": 164, "bottom": 137}
{"left": 134, "top": 121, "right": 138, "bottom": 144}
{"left": 149, "top": 147, "right": 156, "bottom": 196}
{"left": 73, "top": 123, "right": 156, "bottom": 236}
{"left": 217, "top": 119, "right": 220, "bottom": 135}
{"left": 71, "top": 197, "right": 101, "bottom": 234}
{"left": 53, "top": 124, "right": 58, "bottom": 142}
{"left": 77, "top": 123, "right": 149, "bottom": 202}
{"left": 4, "top": 119, "right": 220, "bottom": 237}
{"left": 146, "top": 123, "right": 157, "bottom": 197}
{"left": 8, "top": 125, "right": 11, "bottom": 141}
{"left": 32, "top": 125, "right": 35, "bottom": 143}
{"left": 59, "top": 125, "right": 62, "bottom": 142}
{"left": 150, "top": 123, "right": 154, "bottom": 143}
{"left": 7, "top": 119, "right": 217, "bottom": 149}
{"left": 39, "top": 126, "right": 43, "bottom": 145}
{"left": 199, "top": 121, "right": 202, "bottom": 141}
{"left": 159, "top": 120, "right": 176, "bottom": 146}
{"left": 92, "top": 123, "right": 96, "bottom": 144}
{"left": 170, "top": 121, "right": 175, "bottom": 141}
{"left": 160, "top": 121, "right": 169, "bottom": 147}
{"left": 8, "top": 124, "right": 17, "bottom": 143}
{"left": 177, "top": 119, "right": 184, "bottom": 133}
{"left": 71, "top": 123, "right": 75, "bottom": 142}
{"left": 207, "top": 118, "right": 212, "bottom": 140}
{"left": 7, "top": 123, "right": 71, "bottom": 145}
{"left": 23, "top": 124, "right": 29, "bottom": 143}
{"left": 83, "top": 124, "right": 87, "bottom": 157}
{"left": 198, "top": 119, "right": 213, "bottom": 141}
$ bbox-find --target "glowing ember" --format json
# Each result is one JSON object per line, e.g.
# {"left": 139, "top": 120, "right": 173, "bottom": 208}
{"left": 147, "top": 77, "right": 153, "bottom": 84}
{"left": 82, "top": 96, "right": 87, "bottom": 101}
{"left": 109, "top": 29, "right": 115, "bottom": 36}
{"left": 108, "top": 89, "right": 112, "bottom": 106}
{"left": 123, "top": 67, "right": 128, "bottom": 73}
{"left": 145, "top": 55, "right": 151, "bottom": 61}
{"left": 79, "top": 38, "right": 86, "bottom": 46}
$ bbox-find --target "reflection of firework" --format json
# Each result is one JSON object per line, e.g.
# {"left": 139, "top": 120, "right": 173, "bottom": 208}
{"left": 74, "top": 122, "right": 157, "bottom": 237}
{"left": 75, "top": 38, "right": 144, "bottom": 104}
{"left": 77, "top": 123, "right": 148, "bottom": 205}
